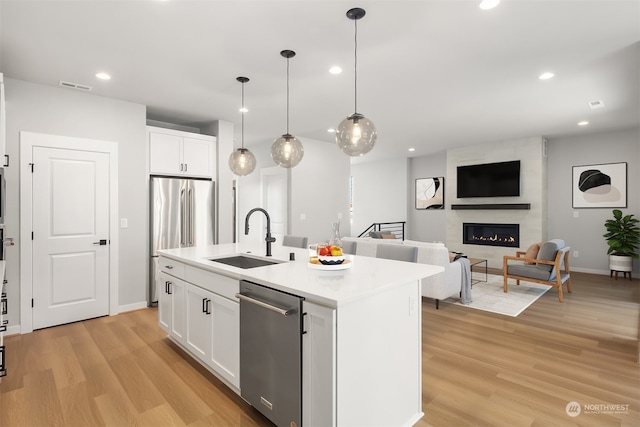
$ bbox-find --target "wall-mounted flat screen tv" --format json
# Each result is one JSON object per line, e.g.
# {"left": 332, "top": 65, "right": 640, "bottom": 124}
{"left": 457, "top": 160, "right": 520, "bottom": 198}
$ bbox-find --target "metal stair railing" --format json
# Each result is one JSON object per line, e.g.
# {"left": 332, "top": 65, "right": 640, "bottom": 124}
{"left": 358, "top": 221, "right": 406, "bottom": 240}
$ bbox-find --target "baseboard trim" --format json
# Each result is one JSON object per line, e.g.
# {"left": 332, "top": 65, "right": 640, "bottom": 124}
{"left": 118, "top": 301, "right": 148, "bottom": 314}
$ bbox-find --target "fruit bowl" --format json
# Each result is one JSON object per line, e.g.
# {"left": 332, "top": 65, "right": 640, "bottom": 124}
{"left": 318, "top": 255, "right": 345, "bottom": 265}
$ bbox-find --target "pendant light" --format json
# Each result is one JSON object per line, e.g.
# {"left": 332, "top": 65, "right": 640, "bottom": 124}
{"left": 228, "top": 76, "right": 257, "bottom": 176}
{"left": 271, "top": 50, "right": 304, "bottom": 168}
{"left": 336, "top": 7, "right": 377, "bottom": 157}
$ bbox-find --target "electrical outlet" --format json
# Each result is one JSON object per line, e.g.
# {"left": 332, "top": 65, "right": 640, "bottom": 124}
{"left": 300, "top": 213, "right": 306, "bottom": 221}
{"left": 573, "top": 251, "right": 579, "bottom": 258}
{"left": 573, "top": 211, "right": 579, "bottom": 218}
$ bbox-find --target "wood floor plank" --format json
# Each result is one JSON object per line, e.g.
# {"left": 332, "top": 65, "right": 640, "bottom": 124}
{"left": 23, "top": 369, "right": 65, "bottom": 427}
{"left": 130, "top": 344, "right": 213, "bottom": 424}
{"left": 108, "top": 353, "right": 165, "bottom": 414}
{"left": 94, "top": 388, "right": 141, "bottom": 427}
{"left": 49, "top": 335, "right": 86, "bottom": 389}
{"left": 0, "top": 388, "right": 25, "bottom": 427}
{"left": 136, "top": 402, "right": 187, "bottom": 427}
{"left": 58, "top": 382, "right": 105, "bottom": 427}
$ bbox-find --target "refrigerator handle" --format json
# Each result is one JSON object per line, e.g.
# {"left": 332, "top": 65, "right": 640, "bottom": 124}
{"left": 188, "top": 187, "right": 194, "bottom": 245}
{"left": 180, "top": 188, "right": 186, "bottom": 246}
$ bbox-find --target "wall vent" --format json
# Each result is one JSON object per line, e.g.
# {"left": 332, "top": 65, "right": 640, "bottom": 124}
{"left": 59, "top": 80, "right": 93, "bottom": 91}
{"left": 588, "top": 100, "right": 604, "bottom": 109}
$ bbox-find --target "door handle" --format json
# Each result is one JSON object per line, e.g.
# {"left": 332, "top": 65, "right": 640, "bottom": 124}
{"left": 202, "top": 298, "right": 211, "bottom": 315}
{"left": 93, "top": 239, "right": 107, "bottom": 245}
{"left": 180, "top": 188, "right": 186, "bottom": 245}
{"left": 188, "top": 187, "right": 194, "bottom": 245}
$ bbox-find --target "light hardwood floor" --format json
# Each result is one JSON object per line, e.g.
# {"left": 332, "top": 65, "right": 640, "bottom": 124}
{"left": 1, "top": 271, "right": 638, "bottom": 426}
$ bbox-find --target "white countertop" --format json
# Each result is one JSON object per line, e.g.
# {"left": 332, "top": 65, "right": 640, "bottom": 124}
{"left": 158, "top": 243, "right": 443, "bottom": 308}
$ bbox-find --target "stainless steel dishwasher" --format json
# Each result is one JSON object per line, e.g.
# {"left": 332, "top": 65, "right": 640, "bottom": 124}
{"left": 237, "top": 280, "right": 304, "bottom": 427}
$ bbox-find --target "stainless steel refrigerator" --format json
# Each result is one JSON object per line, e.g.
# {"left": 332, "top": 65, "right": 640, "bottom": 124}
{"left": 149, "top": 176, "right": 215, "bottom": 305}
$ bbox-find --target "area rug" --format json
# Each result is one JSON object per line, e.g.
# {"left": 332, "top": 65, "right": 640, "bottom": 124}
{"left": 442, "top": 274, "right": 551, "bottom": 317}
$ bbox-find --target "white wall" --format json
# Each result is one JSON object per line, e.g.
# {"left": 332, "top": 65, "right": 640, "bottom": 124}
{"left": 290, "top": 138, "right": 351, "bottom": 244}
{"left": 408, "top": 151, "right": 447, "bottom": 243}
{"left": 237, "top": 137, "right": 350, "bottom": 247}
{"left": 4, "top": 78, "right": 148, "bottom": 329}
{"left": 200, "top": 120, "right": 235, "bottom": 244}
{"left": 547, "top": 127, "right": 639, "bottom": 275}
{"left": 350, "top": 157, "right": 408, "bottom": 237}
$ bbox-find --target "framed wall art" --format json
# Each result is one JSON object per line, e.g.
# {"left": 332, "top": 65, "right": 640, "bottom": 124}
{"left": 572, "top": 162, "right": 627, "bottom": 208}
{"left": 416, "top": 177, "right": 444, "bottom": 210}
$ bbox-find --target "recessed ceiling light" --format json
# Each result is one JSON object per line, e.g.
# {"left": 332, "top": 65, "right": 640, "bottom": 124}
{"left": 238, "top": 107, "right": 248, "bottom": 113}
{"left": 578, "top": 121, "right": 589, "bottom": 126}
{"left": 588, "top": 100, "right": 605, "bottom": 109}
{"left": 539, "top": 72, "right": 554, "bottom": 80}
{"left": 479, "top": 0, "right": 500, "bottom": 10}
{"left": 96, "top": 72, "right": 111, "bottom": 80}
{"left": 327, "top": 128, "right": 336, "bottom": 133}
{"left": 329, "top": 66, "right": 342, "bottom": 75}
{"left": 408, "top": 148, "right": 416, "bottom": 152}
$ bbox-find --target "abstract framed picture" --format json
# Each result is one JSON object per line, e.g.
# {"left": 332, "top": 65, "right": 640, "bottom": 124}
{"left": 416, "top": 177, "right": 444, "bottom": 209}
{"left": 572, "top": 162, "right": 627, "bottom": 208}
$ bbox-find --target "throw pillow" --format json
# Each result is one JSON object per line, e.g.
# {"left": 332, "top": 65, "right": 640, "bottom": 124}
{"left": 524, "top": 242, "right": 542, "bottom": 264}
{"left": 381, "top": 233, "right": 396, "bottom": 239}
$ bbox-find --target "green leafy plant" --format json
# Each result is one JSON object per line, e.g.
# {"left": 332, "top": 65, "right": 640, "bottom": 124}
{"left": 603, "top": 209, "right": 640, "bottom": 258}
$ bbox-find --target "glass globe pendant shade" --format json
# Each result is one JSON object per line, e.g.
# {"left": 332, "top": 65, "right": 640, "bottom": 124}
{"left": 228, "top": 148, "right": 256, "bottom": 176}
{"left": 336, "top": 113, "right": 377, "bottom": 156}
{"left": 271, "top": 133, "right": 304, "bottom": 168}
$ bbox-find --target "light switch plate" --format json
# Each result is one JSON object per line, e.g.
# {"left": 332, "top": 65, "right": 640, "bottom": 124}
{"left": 120, "top": 218, "right": 128, "bottom": 228}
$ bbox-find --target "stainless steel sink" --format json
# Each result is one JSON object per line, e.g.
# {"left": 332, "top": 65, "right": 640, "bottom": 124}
{"left": 209, "top": 255, "right": 282, "bottom": 269}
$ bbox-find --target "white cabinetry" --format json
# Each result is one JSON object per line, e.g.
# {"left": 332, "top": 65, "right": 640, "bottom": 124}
{"left": 148, "top": 126, "right": 215, "bottom": 177}
{"left": 303, "top": 301, "right": 336, "bottom": 427}
{"left": 1, "top": 263, "right": 7, "bottom": 380}
{"left": 158, "top": 271, "right": 185, "bottom": 344}
{"left": 158, "top": 256, "right": 240, "bottom": 390}
{"left": 0, "top": 73, "right": 7, "bottom": 166}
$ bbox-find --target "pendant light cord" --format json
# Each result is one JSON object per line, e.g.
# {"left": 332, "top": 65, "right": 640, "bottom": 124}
{"left": 354, "top": 18, "right": 358, "bottom": 114}
{"left": 286, "top": 56, "right": 290, "bottom": 134}
{"left": 241, "top": 82, "right": 245, "bottom": 149}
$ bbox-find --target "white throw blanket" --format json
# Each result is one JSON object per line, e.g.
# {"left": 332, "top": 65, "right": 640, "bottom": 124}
{"left": 458, "top": 257, "right": 473, "bottom": 304}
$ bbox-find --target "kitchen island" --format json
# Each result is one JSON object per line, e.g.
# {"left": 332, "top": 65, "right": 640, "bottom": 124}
{"left": 157, "top": 243, "right": 443, "bottom": 427}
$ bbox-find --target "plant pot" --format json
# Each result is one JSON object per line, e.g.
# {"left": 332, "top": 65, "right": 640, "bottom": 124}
{"left": 609, "top": 254, "right": 633, "bottom": 272}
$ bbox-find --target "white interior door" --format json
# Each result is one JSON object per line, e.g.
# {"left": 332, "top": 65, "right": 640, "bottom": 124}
{"left": 32, "top": 146, "right": 110, "bottom": 329}
{"left": 261, "top": 167, "right": 288, "bottom": 243}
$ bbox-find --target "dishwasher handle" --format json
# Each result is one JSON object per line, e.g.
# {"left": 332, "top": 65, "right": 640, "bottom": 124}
{"left": 235, "top": 293, "right": 295, "bottom": 317}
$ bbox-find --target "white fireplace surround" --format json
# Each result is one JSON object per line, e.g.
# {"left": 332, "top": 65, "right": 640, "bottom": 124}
{"left": 446, "top": 137, "right": 547, "bottom": 268}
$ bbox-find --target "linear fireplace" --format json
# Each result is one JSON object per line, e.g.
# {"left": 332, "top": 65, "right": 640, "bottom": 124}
{"left": 463, "top": 222, "right": 520, "bottom": 247}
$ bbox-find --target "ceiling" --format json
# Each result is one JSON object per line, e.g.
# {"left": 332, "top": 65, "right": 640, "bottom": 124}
{"left": 1, "top": 0, "right": 638, "bottom": 164}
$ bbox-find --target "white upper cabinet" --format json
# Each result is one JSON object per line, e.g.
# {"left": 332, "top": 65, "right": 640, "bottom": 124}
{"left": 148, "top": 126, "right": 216, "bottom": 177}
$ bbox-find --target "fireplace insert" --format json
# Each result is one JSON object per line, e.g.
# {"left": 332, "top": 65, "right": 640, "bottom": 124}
{"left": 463, "top": 223, "right": 519, "bottom": 247}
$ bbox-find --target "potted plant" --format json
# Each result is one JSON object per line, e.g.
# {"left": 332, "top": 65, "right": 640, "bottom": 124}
{"left": 603, "top": 209, "right": 640, "bottom": 274}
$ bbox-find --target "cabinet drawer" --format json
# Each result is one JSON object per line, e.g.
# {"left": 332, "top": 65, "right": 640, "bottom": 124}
{"left": 159, "top": 258, "right": 186, "bottom": 279}
{"left": 185, "top": 266, "right": 239, "bottom": 301}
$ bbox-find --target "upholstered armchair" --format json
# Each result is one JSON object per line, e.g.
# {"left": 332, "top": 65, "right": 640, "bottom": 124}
{"left": 503, "top": 239, "right": 572, "bottom": 302}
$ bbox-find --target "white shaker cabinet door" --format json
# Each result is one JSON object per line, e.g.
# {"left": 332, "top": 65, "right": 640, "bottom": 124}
{"left": 158, "top": 272, "right": 172, "bottom": 334}
{"left": 185, "top": 283, "right": 212, "bottom": 361}
{"left": 182, "top": 137, "right": 212, "bottom": 177}
{"left": 208, "top": 291, "right": 240, "bottom": 389}
{"left": 149, "top": 131, "right": 182, "bottom": 175}
{"left": 303, "top": 301, "right": 336, "bottom": 427}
